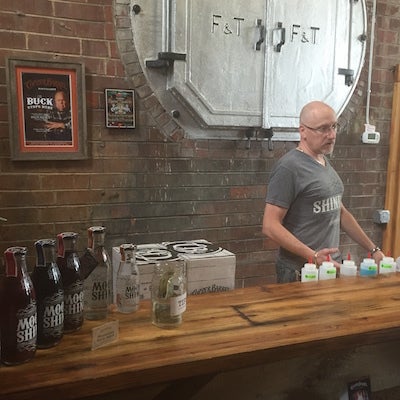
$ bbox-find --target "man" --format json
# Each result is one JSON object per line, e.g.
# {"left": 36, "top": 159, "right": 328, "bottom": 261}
{"left": 45, "top": 90, "right": 72, "bottom": 141}
{"left": 262, "top": 101, "right": 384, "bottom": 283}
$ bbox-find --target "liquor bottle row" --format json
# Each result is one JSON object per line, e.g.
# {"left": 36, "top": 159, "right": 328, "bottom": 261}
{"left": 0, "top": 227, "right": 141, "bottom": 366}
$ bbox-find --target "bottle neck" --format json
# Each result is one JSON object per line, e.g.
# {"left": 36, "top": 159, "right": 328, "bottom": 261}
{"left": 4, "top": 247, "right": 28, "bottom": 277}
{"left": 57, "top": 233, "right": 78, "bottom": 257}
{"left": 88, "top": 227, "right": 106, "bottom": 249}
{"left": 89, "top": 233, "right": 105, "bottom": 250}
{"left": 36, "top": 240, "right": 56, "bottom": 266}
{"left": 119, "top": 243, "right": 136, "bottom": 262}
{"left": 122, "top": 250, "right": 135, "bottom": 262}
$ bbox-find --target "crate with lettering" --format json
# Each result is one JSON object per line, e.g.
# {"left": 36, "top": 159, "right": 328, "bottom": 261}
{"left": 112, "top": 240, "right": 236, "bottom": 300}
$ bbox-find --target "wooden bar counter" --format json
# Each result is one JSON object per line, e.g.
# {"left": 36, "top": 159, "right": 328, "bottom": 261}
{"left": 2, "top": 274, "right": 400, "bottom": 399}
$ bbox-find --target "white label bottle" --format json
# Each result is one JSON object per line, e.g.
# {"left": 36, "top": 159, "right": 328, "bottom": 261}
{"left": 340, "top": 253, "right": 357, "bottom": 277}
{"left": 116, "top": 244, "right": 140, "bottom": 313}
{"left": 301, "top": 262, "right": 318, "bottom": 282}
{"left": 340, "top": 260, "right": 357, "bottom": 277}
{"left": 379, "top": 256, "right": 396, "bottom": 274}
{"left": 319, "top": 256, "right": 337, "bottom": 280}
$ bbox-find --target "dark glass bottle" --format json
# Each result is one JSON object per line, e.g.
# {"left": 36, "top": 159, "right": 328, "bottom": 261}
{"left": 57, "top": 232, "right": 84, "bottom": 333}
{"left": 31, "top": 239, "right": 64, "bottom": 348}
{"left": 0, "top": 247, "right": 37, "bottom": 365}
{"left": 84, "top": 226, "right": 112, "bottom": 320}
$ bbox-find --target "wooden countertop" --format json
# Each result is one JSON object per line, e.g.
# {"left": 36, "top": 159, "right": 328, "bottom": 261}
{"left": 2, "top": 275, "right": 400, "bottom": 400}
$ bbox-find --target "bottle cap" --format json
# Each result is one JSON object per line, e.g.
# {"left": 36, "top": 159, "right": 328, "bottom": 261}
{"left": 303, "top": 262, "right": 316, "bottom": 270}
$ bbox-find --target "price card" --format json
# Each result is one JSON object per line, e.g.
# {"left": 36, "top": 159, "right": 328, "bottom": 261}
{"left": 91, "top": 320, "right": 119, "bottom": 350}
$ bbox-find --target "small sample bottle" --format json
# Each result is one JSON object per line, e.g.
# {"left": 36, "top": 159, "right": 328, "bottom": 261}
{"left": 301, "top": 259, "right": 318, "bottom": 282}
{"left": 359, "top": 254, "right": 378, "bottom": 277}
{"left": 340, "top": 253, "right": 357, "bottom": 277}
{"left": 319, "top": 255, "right": 337, "bottom": 280}
{"left": 379, "top": 256, "right": 396, "bottom": 275}
{"left": 116, "top": 243, "right": 140, "bottom": 313}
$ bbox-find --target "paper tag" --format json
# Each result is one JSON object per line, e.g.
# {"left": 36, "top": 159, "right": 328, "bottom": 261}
{"left": 91, "top": 320, "right": 119, "bottom": 350}
{"left": 170, "top": 293, "right": 187, "bottom": 316}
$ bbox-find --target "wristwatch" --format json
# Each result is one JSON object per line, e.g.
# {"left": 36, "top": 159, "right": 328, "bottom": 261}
{"left": 370, "top": 246, "right": 381, "bottom": 255}
{"left": 313, "top": 251, "right": 319, "bottom": 265}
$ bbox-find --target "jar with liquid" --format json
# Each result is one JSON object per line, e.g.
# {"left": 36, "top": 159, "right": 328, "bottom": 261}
{"left": 359, "top": 257, "right": 378, "bottom": 277}
{"left": 151, "top": 259, "right": 187, "bottom": 328}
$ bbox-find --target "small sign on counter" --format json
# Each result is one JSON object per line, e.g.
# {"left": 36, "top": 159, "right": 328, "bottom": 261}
{"left": 91, "top": 320, "right": 119, "bottom": 351}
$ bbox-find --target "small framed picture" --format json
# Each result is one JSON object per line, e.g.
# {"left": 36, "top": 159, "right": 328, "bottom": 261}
{"left": 105, "top": 89, "right": 135, "bottom": 129}
{"left": 6, "top": 57, "right": 87, "bottom": 160}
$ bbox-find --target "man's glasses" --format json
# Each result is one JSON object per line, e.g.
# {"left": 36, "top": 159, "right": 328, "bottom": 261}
{"left": 302, "top": 122, "right": 340, "bottom": 134}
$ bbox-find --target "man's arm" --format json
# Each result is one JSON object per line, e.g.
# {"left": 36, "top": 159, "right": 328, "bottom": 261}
{"left": 262, "top": 203, "right": 339, "bottom": 265}
{"left": 340, "top": 203, "right": 384, "bottom": 263}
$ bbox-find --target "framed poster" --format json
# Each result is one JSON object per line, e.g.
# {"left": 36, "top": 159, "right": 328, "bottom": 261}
{"left": 6, "top": 58, "right": 87, "bottom": 160}
{"left": 105, "top": 89, "right": 135, "bottom": 128}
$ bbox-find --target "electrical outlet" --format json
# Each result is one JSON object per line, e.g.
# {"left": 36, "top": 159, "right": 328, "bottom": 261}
{"left": 373, "top": 209, "right": 390, "bottom": 224}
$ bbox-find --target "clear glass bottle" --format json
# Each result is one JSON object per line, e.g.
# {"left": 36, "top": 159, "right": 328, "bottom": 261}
{"left": 116, "top": 244, "right": 140, "bottom": 313}
{"left": 57, "top": 232, "right": 84, "bottom": 333}
{"left": 31, "top": 239, "right": 64, "bottom": 348}
{"left": 151, "top": 259, "right": 187, "bottom": 329}
{"left": 84, "top": 226, "right": 112, "bottom": 320}
{"left": 0, "top": 247, "right": 37, "bottom": 365}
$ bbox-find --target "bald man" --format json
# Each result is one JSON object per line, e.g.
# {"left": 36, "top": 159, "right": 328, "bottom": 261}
{"left": 262, "top": 101, "right": 384, "bottom": 283}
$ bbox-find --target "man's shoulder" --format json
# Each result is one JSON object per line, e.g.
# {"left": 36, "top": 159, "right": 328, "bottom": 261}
{"left": 275, "top": 148, "right": 301, "bottom": 166}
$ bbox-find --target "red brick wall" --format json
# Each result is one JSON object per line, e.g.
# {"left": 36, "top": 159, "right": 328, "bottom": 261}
{"left": 0, "top": 0, "right": 396, "bottom": 286}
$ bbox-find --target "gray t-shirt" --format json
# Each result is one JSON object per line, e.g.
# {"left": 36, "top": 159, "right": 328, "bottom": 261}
{"left": 266, "top": 148, "right": 344, "bottom": 266}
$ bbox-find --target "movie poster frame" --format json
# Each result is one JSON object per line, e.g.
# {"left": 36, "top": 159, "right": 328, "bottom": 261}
{"left": 6, "top": 58, "right": 87, "bottom": 160}
{"left": 105, "top": 88, "right": 136, "bottom": 129}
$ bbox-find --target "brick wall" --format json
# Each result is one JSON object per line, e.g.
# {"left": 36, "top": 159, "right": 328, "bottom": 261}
{"left": 0, "top": 0, "right": 397, "bottom": 286}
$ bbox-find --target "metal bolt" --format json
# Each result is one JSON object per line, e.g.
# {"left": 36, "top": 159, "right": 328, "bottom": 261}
{"left": 132, "top": 4, "right": 141, "bottom": 15}
{"left": 171, "top": 110, "right": 180, "bottom": 118}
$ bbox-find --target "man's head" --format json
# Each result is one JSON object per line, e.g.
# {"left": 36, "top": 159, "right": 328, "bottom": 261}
{"left": 54, "top": 91, "right": 68, "bottom": 112}
{"left": 299, "top": 101, "right": 338, "bottom": 155}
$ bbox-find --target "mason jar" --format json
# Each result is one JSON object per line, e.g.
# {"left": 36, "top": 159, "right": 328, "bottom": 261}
{"left": 151, "top": 259, "right": 186, "bottom": 329}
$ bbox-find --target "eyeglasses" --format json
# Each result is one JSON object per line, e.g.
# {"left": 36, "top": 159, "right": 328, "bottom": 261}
{"left": 302, "top": 122, "right": 340, "bottom": 134}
